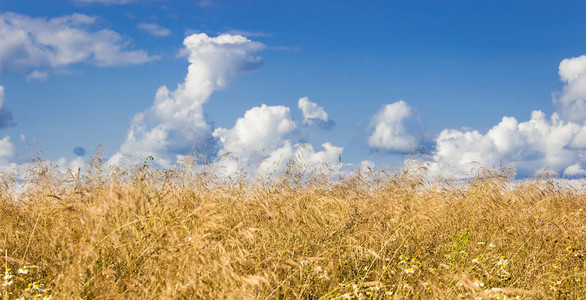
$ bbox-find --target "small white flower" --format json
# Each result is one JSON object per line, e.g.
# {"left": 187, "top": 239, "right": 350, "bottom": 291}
{"left": 498, "top": 268, "right": 511, "bottom": 279}
{"left": 3, "top": 272, "right": 13, "bottom": 281}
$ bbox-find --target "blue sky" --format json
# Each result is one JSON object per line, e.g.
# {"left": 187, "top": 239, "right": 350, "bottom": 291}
{"left": 2, "top": 0, "right": 586, "bottom": 177}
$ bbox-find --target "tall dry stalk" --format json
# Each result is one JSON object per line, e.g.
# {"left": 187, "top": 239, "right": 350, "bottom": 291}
{"left": 0, "top": 155, "right": 584, "bottom": 299}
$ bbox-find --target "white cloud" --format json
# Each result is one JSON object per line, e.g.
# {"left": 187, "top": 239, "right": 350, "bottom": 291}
{"left": 212, "top": 104, "right": 295, "bottom": 175}
{"left": 0, "top": 135, "right": 16, "bottom": 168}
{"left": 138, "top": 23, "right": 171, "bottom": 37}
{"left": 258, "top": 142, "right": 343, "bottom": 176}
{"left": 296, "top": 142, "right": 343, "bottom": 169}
{"left": 56, "top": 156, "right": 86, "bottom": 175}
{"left": 367, "top": 100, "right": 417, "bottom": 153}
{"left": 564, "top": 163, "right": 586, "bottom": 176}
{"left": 298, "top": 96, "right": 333, "bottom": 128}
{"left": 212, "top": 103, "right": 343, "bottom": 177}
{"left": 554, "top": 54, "right": 586, "bottom": 123}
{"left": 213, "top": 104, "right": 296, "bottom": 158}
{"left": 26, "top": 70, "right": 48, "bottom": 81}
{"left": 359, "top": 160, "right": 375, "bottom": 172}
{"left": 432, "top": 110, "right": 586, "bottom": 178}
{"left": 112, "top": 33, "right": 265, "bottom": 168}
{"left": 424, "top": 54, "right": 586, "bottom": 178}
{"left": 0, "top": 86, "right": 14, "bottom": 128}
{"left": 0, "top": 12, "right": 156, "bottom": 74}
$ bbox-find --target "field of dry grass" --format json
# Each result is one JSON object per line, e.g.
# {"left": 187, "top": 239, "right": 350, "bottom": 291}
{"left": 1, "top": 154, "right": 585, "bottom": 299}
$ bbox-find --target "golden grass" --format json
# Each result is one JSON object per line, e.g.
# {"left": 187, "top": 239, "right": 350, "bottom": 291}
{"left": 1, "top": 154, "right": 585, "bottom": 299}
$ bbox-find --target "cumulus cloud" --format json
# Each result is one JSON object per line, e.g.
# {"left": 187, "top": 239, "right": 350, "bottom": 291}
{"left": 111, "top": 33, "right": 265, "bottom": 167}
{"left": 0, "top": 12, "right": 156, "bottom": 75}
{"left": 213, "top": 104, "right": 296, "bottom": 158}
{"left": 55, "top": 156, "right": 86, "bottom": 174}
{"left": 564, "top": 163, "right": 586, "bottom": 176}
{"left": 359, "top": 160, "right": 375, "bottom": 172}
{"left": 0, "top": 135, "right": 16, "bottom": 168}
{"left": 212, "top": 104, "right": 296, "bottom": 175}
{"left": 138, "top": 23, "right": 171, "bottom": 37}
{"left": 298, "top": 97, "right": 334, "bottom": 129}
{"left": 0, "top": 86, "right": 14, "bottom": 129}
{"left": 427, "top": 54, "right": 586, "bottom": 178}
{"left": 432, "top": 110, "right": 586, "bottom": 178}
{"left": 296, "top": 142, "right": 343, "bottom": 168}
{"left": 367, "top": 100, "right": 418, "bottom": 153}
{"left": 212, "top": 103, "right": 343, "bottom": 177}
{"left": 105, "top": 33, "right": 340, "bottom": 175}
{"left": 258, "top": 142, "right": 343, "bottom": 176}
{"left": 554, "top": 54, "right": 586, "bottom": 123}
